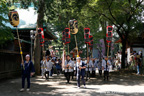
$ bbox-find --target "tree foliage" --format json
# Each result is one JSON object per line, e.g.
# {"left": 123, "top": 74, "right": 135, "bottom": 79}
{"left": 6, "top": 0, "right": 144, "bottom": 68}
{"left": 48, "top": 0, "right": 144, "bottom": 66}
{"left": 0, "top": 0, "right": 13, "bottom": 45}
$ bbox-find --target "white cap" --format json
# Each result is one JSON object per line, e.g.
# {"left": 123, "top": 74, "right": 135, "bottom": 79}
{"left": 76, "top": 57, "right": 81, "bottom": 60}
{"left": 26, "top": 54, "right": 30, "bottom": 58}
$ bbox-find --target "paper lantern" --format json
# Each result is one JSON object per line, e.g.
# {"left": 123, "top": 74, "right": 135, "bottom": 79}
{"left": 8, "top": 10, "right": 19, "bottom": 27}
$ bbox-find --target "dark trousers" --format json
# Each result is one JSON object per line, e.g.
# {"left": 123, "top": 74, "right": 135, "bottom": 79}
{"left": 22, "top": 74, "right": 30, "bottom": 88}
{"left": 45, "top": 71, "right": 49, "bottom": 79}
{"left": 99, "top": 70, "right": 102, "bottom": 76}
{"left": 91, "top": 71, "right": 96, "bottom": 77}
{"left": 104, "top": 71, "right": 109, "bottom": 81}
{"left": 77, "top": 74, "right": 85, "bottom": 87}
{"left": 70, "top": 72, "right": 74, "bottom": 80}
{"left": 86, "top": 71, "right": 90, "bottom": 81}
{"left": 65, "top": 72, "right": 70, "bottom": 83}
{"left": 50, "top": 68, "right": 53, "bottom": 76}
{"left": 56, "top": 69, "right": 61, "bottom": 76}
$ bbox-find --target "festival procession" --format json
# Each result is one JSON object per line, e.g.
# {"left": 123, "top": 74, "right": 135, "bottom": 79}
{"left": 0, "top": 0, "right": 144, "bottom": 96}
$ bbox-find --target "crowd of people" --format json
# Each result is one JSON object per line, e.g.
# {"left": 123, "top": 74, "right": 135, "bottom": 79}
{"left": 40, "top": 56, "right": 62, "bottom": 79}
{"left": 129, "top": 50, "right": 143, "bottom": 75}
{"left": 114, "top": 50, "right": 143, "bottom": 75}
{"left": 40, "top": 55, "right": 113, "bottom": 88}
{"left": 19, "top": 50, "right": 143, "bottom": 91}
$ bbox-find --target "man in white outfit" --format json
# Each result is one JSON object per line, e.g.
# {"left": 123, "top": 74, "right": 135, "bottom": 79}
{"left": 70, "top": 60, "right": 74, "bottom": 80}
{"left": 94, "top": 58, "right": 99, "bottom": 76}
{"left": 85, "top": 57, "right": 94, "bottom": 81}
{"left": 41, "top": 57, "right": 46, "bottom": 78}
{"left": 64, "top": 55, "right": 74, "bottom": 84}
{"left": 45, "top": 56, "right": 52, "bottom": 80}
{"left": 108, "top": 57, "right": 112, "bottom": 71}
{"left": 92, "top": 58, "right": 97, "bottom": 77}
{"left": 102, "top": 57, "right": 110, "bottom": 81}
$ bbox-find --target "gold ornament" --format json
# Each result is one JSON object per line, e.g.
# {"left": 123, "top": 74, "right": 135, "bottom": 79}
{"left": 68, "top": 19, "right": 78, "bottom": 34}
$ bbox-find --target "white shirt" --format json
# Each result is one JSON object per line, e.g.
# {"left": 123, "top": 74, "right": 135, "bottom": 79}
{"left": 64, "top": 60, "right": 74, "bottom": 72}
{"left": 108, "top": 60, "right": 111, "bottom": 65}
{"left": 76, "top": 60, "right": 83, "bottom": 70}
{"left": 45, "top": 60, "right": 52, "bottom": 71}
{"left": 41, "top": 60, "right": 46, "bottom": 71}
{"left": 108, "top": 59, "right": 112, "bottom": 70}
{"left": 85, "top": 60, "right": 94, "bottom": 72}
{"left": 102, "top": 59, "right": 110, "bottom": 71}
{"left": 118, "top": 53, "right": 122, "bottom": 62}
{"left": 93, "top": 60, "right": 98, "bottom": 71}
{"left": 96, "top": 60, "right": 102, "bottom": 70}
{"left": 73, "top": 61, "right": 76, "bottom": 71}
{"left": 97, "top": 62, "right": 102, "bottom": 70}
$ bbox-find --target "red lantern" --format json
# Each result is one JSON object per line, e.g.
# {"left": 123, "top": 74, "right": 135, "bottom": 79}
{"left": 106, "top": 26, "right": 113, "bottom": 43}
{"left": 64, "top": 28, "right": 71, "bottom": 44}
{"left": 38, "top": 28, "right": 45, "bottom": 47}
{"left": 84, "top": 28, "right": 90, "bottom": 44}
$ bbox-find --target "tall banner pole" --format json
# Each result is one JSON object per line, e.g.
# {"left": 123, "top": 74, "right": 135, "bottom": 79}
{"left": 69, "top": 19, "right": 79, "bottom": 57}
{"left": 106, "top": 42, "right": 110, "bottom": 72}
{"left": 107, "top": 43, "right": 110, "bottom": 58}
{"left": 68, "top": 43, "right": 69, "bottom": 55}
{"left": 62, "top": 43, "right": 66, "bottom": 71}
{"left": 8, "top": 10, "right": 25, "bottom": 70}
{"left": 74, "top": 35, "right": 79, "bottom": 56}
{"left": 106, "top": 26, "right": 113, "bottom": 68}
{"left": 16, "top": 27, "right": 24, "bottom": 69}
{"left": 87, "top": 43, "right": 89, "bottom": 58}
{"left": 91, "top": 49, "right": 93, "bottom": 58}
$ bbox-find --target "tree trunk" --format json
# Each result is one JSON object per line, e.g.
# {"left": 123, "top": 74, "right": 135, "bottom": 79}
{"left": 121, "top": 39, "right": 126, "bottom": 69}
{"left": 33, "top": 0, "right": 45, "bottom": 75}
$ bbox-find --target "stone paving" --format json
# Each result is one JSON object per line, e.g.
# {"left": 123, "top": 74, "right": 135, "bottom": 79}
{"left": 0, "top": 70, "right": 144, "bottom": 96}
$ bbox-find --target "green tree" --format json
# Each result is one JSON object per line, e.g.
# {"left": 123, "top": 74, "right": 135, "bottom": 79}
{"left": 47, "top": 0, "right": 103, "bottom": 57}
{"left": 86, "top": 0, "right": 144, "bottom": 68}
{"left": 0, "top": 0, "right": 13, "bottom": 45}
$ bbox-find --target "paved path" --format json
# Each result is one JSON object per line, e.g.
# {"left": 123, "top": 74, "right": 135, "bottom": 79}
{"left": 0, "top": 71, "right": 144, "bottom": 96}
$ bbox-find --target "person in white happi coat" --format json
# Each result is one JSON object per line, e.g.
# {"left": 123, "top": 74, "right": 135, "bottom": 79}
{"left": 93, "top": 58, "right": 99, "bottom": 76}
{"left": 91, "top": 58, "right": 96, "bottom": 77}
{"left": 76, "top": 57, "right": 86, "bottom": 88}
{"left": 73, "top": 58, "right": 77, "bottom": 79}
{"left": 97, "top": 59, "right": 102, "bottom": 76}
{"left": 70, "top": 58, "right": 75, "bottom": 80}
{"left": 85, "top": 57, "right": 94, "bottom": 81}
{"left": 108, "top": 57, "right": 112, "bottom": 71}
{"left": 102, "top": 57, "right": 111, "bottom": 81}
{"left": 40, "top": 57, "right": 46, "bottom": 78}
{"left": 64, "top": 55, "right": 74, "bottom": 84}
{"left": 45, "top": 56, "right": 53, "bottom": 80}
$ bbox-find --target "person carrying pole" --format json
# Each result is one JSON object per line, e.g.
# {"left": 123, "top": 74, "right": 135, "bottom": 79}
{"left": 64, "top": 55, "right": 74, "bottom": 84}
{"left": 85, "top": 56, "right": 94, "bottom": 81}
{"left": 40, "top": 57, "right": 46, "bottom": 78}
{"left": 45, "top": 56, "right": 52, "bottom": 80}
{"left": 76, "top": 57, "right": 86, "bottom": 89}
{"left": 20, "top": 54, "right": 35, "bottom": 92}
{"left": 102, "top": 57, "right": 110, "bottom": 81}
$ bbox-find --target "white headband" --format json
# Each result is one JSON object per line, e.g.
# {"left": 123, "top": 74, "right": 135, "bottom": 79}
{"left": 26, "top": 54, "right": 30, "bottom": 57}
